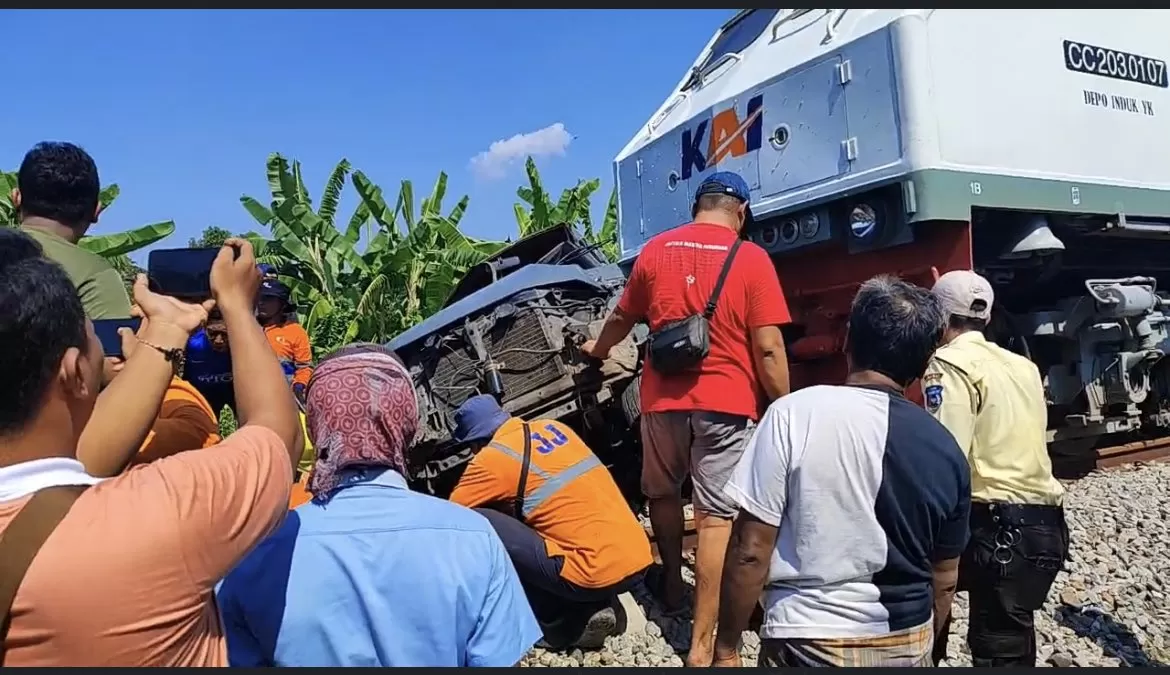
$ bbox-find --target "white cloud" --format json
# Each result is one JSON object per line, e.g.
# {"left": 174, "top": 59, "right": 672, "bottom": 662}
{"left": 469, "top": 123, "right": 573, "bottom": 181}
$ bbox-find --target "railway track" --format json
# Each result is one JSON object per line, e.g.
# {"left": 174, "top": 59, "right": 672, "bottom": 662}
{"left": 1052, "top": 434, "right": 1170, "bottom": 478}
{"left": 645, "top": 436, "right": 1170, "bottom": 558}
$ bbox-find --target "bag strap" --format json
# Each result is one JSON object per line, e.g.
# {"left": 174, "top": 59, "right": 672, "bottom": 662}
{"left": 0, "top": 485, "right": 88, "bottom": 666}
{"left": 703, "top": 238, "right": 744, "bottom": 320}
{"left": 514, "top": 423, "right": 534, "bottom": 523}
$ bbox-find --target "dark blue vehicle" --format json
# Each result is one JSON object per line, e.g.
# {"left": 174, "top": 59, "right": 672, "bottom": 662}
{"left": 387, "top": 224, "right": 644, "bottom": 501}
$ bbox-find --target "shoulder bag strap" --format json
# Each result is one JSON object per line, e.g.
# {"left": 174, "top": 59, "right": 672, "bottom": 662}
{"left": 703, "top": 238, "right": 744, "bottom": 320}
{"left": 0, "top": 485, "right": 88, "bottom": 666}
{"left": 514, "top": 422, "right": 534, "bottom": 523}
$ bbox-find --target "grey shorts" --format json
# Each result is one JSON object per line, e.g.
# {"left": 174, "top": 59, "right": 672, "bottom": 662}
{"left": 640, "top": 411, "right": 754, "bottom": 519}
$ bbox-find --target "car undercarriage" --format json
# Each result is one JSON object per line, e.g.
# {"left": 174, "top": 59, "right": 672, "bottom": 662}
{"left": 387, "top": 225, "right": 646, "bottom": 505}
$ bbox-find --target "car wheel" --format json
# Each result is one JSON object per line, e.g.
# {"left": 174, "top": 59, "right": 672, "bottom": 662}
{"left": 621, "top": 374, "right": 642, "bottom": 427}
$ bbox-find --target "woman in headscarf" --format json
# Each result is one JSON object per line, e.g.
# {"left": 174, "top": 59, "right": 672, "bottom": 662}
{"left": 216, "top": 343, "right": 540, "bottom": 667}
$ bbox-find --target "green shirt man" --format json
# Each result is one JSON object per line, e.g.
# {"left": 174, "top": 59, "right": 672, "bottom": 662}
{"left": 22, "top": 227, "right": 132, "bottom": 320}
{"left": 12, "top": 141, "right": 134, "bottom": 320}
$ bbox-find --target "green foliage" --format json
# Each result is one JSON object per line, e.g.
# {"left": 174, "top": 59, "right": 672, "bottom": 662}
{"left": 106, "top": 254, "right": 144, "bottom": 297}
{"left": 188, "top": 226, "right": 235, "bottom": 248}
{"left": 77, "top": 221, "right": 176, "bottom": 258}
{"left": 512, "top": 156, "right": 620, "bottom": 262}
{"left": 0, "top": 170, "right": 175, "bottom": 257}
{"left": 240, "top": 154, "right": 506, "bottom": 355}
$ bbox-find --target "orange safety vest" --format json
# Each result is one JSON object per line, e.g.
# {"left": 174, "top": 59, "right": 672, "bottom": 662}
{"left": 450, "top": 417, "right": 653, "bottom": 589}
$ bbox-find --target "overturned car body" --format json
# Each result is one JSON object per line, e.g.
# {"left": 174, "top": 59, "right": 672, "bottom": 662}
{"left": 387, "top": 224, "right": 644, "bottom": 502}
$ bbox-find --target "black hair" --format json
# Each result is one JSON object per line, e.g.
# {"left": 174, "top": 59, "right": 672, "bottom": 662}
{"left": 847, "top": 275, "right": 946, "bottom": 387}
{"left": 948, "top": 314, "right": 988, "bottom": 333}
{"left": 0, "top": 228, "right": 89, "bottom": 436}
{"left": 17, "top": 141, "right": 101, "bottom": 229}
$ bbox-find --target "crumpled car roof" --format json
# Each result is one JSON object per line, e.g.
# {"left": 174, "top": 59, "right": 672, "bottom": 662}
{"left": 386, "top": 263, "right": 610, "bottom": 352}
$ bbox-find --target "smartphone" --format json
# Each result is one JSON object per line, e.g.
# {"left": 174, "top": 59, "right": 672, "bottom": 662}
{"left": 93, "top": 317, "right": 142, "bottom": 359}
{"left": 147, "top": 247, "right": 221, "bottom": 299}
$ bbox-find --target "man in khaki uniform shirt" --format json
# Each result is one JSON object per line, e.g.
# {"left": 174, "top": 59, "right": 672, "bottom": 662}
{"left": 924, "top": 270, "right": 1068, "bottom": 668}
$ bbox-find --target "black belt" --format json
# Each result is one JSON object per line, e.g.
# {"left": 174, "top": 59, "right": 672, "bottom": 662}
{"left": 971, "top": 501, "right": 1064, "bottom": 528}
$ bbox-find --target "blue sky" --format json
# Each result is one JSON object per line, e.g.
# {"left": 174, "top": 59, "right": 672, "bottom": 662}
{"left": 3, "top": 9, "right": 732, "bottom": 258}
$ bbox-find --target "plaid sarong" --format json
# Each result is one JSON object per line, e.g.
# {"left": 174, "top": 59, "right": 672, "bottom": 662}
{"left": 758, "top": 620, "right": 934, "bottom": 668}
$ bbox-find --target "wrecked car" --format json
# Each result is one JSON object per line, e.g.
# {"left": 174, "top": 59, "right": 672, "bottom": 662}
{"left": 387, "top": 224, "right": 645, "bottom": 504}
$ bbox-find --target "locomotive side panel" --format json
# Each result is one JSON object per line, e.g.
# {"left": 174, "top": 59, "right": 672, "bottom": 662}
{"left": 616, "top": 18, "right": 907, "bottom": 262}
{"left": 922, "top": 9, "right": 1170, "bottom": 192}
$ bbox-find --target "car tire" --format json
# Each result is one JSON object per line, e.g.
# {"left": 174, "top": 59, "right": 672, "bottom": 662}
{"left": 621, "top": 374, "right": 642, "bottom": 427}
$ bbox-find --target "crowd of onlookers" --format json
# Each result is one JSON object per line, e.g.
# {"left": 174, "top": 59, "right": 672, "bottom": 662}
{"left": 0, "top": 147, "right": 1066, "bottom": 669}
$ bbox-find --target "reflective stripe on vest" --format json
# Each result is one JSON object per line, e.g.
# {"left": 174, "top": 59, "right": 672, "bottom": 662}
{"left": 487, "top": 441, "right": 602, "bottom": 519}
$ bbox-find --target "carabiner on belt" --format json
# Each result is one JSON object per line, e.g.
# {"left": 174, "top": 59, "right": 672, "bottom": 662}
{"left": 992, "top": 526, "right": 1020, "bottom": 566}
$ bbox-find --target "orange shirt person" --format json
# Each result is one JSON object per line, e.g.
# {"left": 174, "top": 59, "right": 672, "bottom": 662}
{"left": 448, "top": 394, "right": 653, "bottom": 651}
{"left": 256, "top": 276, "right": 313, "bottom": 403}
{"left": 103, "top": 313, "right": 221, "bottom": 466}
{"left": 133, "top": 377, "right": 222, "bottom": 465}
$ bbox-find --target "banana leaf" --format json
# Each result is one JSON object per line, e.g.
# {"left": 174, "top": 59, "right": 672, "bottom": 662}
{"left": 78, "top": 221, "right": 176, "bottom": 258}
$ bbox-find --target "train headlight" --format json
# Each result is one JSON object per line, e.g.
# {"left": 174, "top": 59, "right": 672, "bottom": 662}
{"left": 759, "top": 223, "right": 778, "bottom": 247}
{"left": 779, "top": 219, "right": 799, "bottom": 244}
{"left": 799, "top": 212, "right": 820, "bottom": 238}
{"left": 849, "top": 203, "right": 879, "bottom": 239}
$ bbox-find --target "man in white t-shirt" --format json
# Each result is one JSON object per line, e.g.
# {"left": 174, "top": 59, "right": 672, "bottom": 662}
{"left": 712, "top": 275, "right": 972, "bottom": 668}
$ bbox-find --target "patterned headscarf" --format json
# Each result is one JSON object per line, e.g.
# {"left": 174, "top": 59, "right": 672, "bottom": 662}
{"left": 305, "top": 343, "right": 419, "bottom": 497}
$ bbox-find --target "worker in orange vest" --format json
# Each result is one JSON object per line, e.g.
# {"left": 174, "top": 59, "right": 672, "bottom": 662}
{"left": 447, "top": 394, "right": 653, "bottom": 651}
{"left": 256, "top": 267, "right": 313, "bottom": 406}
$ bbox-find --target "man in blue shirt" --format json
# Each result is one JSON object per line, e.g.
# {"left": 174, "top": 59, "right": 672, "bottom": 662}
{"left": 185, "top": 313, "right": 235, "bottom": 415}
{"left": 216, "top": 344, "right": 540, "bottom": 667}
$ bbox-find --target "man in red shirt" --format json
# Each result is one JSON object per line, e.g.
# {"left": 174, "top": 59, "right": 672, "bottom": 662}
{"left": 582, "top": 171, "right": 791, "bottom": 666}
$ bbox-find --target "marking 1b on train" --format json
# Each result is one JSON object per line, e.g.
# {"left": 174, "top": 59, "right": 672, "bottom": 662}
{"left": 1064, "top": 40, "right": 1168, "bottom": 89}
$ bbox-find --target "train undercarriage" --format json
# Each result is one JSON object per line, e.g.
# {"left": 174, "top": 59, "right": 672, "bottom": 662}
{"left": 768, "top": 195, "right": 1170, "bottom": 475}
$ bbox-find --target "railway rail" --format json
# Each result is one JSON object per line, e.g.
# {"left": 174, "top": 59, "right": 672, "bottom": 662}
{"left": 645, "top": 437, "right": 1170, "bottom": 559}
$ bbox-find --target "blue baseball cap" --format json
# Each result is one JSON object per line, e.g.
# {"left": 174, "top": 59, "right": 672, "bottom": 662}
{"left": 453, "top": 394, "right": 511, "bottom": 444}
{"left": 259, "top": 277, "right": 290, "bottom": 300}
{"left": 694, "top": 171, "right": 753, "bottom": 224}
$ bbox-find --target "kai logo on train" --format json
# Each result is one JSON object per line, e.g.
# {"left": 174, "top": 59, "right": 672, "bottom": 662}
{"left": 680, "top": 94, "right": 764, "bottom": 180}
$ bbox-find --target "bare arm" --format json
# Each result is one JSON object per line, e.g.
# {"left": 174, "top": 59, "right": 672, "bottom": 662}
{"left": 713, "top": 402, "right": 791, "bottom": 666}
{"left": 744, "top": 249, "right": 792, "bottom": 402}
{"left": 932, "top": 556, "right": 960, "bottom": 639}
{"left": 77, "top": 321, "right": 191, "bottom": 477}
{"left": 215, "top": 240, "right": 303, "bottom": 473}
{"left": 583, "top": 258, "right": 647, "bottom": 360}
{"left": 590, "top": 306, "right": 638, "bottom": 356}
{"left": 750, "top": 325, "right": 790, "bottom": 401}
{"left": 933, "top": 461, "right": 971, "bottom": 645}
{"left": 715, "top": 512, "right": 779, "bottom": 664}
{"left": 77, "top": 276, "right": 214, "bottom": 477}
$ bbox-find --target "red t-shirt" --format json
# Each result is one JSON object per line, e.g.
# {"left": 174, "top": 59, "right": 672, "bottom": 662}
{"left": 617, "top": 222, "right": 791, "bottom": 420}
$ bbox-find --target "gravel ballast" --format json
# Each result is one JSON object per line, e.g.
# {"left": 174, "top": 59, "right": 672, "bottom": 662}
{"left": 518, "top": 462, "right": 1170, "bottom": 667}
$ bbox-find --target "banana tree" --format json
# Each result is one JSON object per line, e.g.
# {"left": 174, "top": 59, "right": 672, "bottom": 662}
{"left": 352, "top": 169, "right": 506, "bottom": 332}
{"left": 0, "top": 171, "right": 175, "bottom": 256}
{"left": 581, "top": 189, "right": 620, "bottom": 263}
{"left": 241, "top": 153, "right": 505, "bottom": 352}
{"left": 240, "top": 155, "right": 371, "bottom": 346}
{"left": 511, "top": 156, "right": 620, "bottom": 262}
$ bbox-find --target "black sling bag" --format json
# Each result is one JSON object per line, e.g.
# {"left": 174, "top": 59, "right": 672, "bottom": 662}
{"left": 646, "top": 238, "right": 743, "bottom": 376}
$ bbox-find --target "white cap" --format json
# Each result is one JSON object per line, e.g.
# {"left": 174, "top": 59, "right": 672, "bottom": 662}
{"left": 932, "top": 270, "right": 994, "bottom": 321}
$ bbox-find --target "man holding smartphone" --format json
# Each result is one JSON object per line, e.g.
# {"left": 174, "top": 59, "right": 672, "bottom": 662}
{"left": 0, "top": 233, "right": 304, "bottom": 666}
